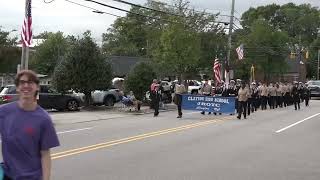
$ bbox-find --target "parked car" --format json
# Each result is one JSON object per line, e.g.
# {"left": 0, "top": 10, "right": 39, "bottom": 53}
{"left": 0, "top": 85, "right": 83, "bottom": 111}
{"left": 307, "top": 80, "right": 320, "bottom": 97}
{"left": 91, "top": 89, "right": 121, "bottom": 106}
{"left": 187, "top": 80, "right": 202, "bottom": 94}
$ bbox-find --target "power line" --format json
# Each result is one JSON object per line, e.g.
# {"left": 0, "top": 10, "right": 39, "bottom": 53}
{"left": 64, "top": 0, "right": 122, "bottom": 18}
{"left": 233, "top": 24, "right": 241, "bottom": 30}
{"left": 84, "top": 0, "right": 180, "bottom": 22}
{"left": 85, "top": 0, "right": 231, "bottom": 25}
{"left": 110, "top": 0, "right": 183, "bottom": 17}
{"left": 150, "top": 0, "right": 240, "bottom": 19}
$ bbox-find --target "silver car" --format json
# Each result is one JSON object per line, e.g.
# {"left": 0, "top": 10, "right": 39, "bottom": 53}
{"left": 307, "top": 80, "right": 320, "bottom": 97}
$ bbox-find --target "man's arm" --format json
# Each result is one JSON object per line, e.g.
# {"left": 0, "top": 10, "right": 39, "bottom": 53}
{"left": 41, "top": 150, "right": 52, "bottom": 180}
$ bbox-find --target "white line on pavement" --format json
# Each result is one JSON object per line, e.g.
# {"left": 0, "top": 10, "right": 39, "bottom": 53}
{"left": 276, "top": 113, "right": 320, "bottom": 133}
{"left": 0, "top": 127, "right": 94, "bottom": 143}
{"left": 185, "top": 112, "right": 201, "bottom": 115}
{"left": 57, "top": 127, "right": 94, "bottom": 135}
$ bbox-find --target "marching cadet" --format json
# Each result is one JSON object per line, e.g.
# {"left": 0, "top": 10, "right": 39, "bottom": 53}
{"left": 292, "top": 81, "right": 301, "bottom": 110}
{"left": 288, "top": 82, "right": 294, "bottom": 105}
{"left": 298, "top": 82, "right": 304, "bottom": 103}
{"left": 275, "top": 83, "right": 283, "bottom": 108}
{"left": 227, "top": 80, "right": 238, "bottom": 114}
{"left": 283, "top": 82, "right": 290, "bottom": 107}
{"left": 213, "top": 83, "right": 224, "bottom": 115}
{"left": 260, "top": 82, "right": 268, "bottom": 110}
{"left": 251, "top": 82, "right": 259, "bottom": 112}
{"left": 174, "top": 80, "right": 187, "bottom": 118}
{"left": 246, "top": 83, "right": 252, "bottom": 116}
{"left": 200, "top": 79, "right": 212, "bottom": 115}
{"left": 257, "top": 82, "right": 263, "bottom": 109}
{"left": 237, "top": 82, "right": 249, "bottom": 119}
{"left": 303, "top": 83, "right": 311, "bottom": 107}
{"left": 268, "top": 83, "right": 276, "bottom": 109}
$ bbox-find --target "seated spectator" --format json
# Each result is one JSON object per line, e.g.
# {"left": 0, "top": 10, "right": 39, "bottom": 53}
{"left": 119, "top": 91, "right": 141, "bottom": 111}
{"left": 127, "top": 91, "right": 142, "bottom": 111}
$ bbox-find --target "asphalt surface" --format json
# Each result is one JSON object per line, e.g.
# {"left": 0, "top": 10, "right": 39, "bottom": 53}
{"left": 4, "top": 100, "right": 320, "bottom": 179}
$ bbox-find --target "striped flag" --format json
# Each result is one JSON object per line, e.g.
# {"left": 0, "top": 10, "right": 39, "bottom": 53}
{"left": 21, "top": 0, "right": 32, "bottom": 47}
{"left": 236, "top": 44, "right": 244, "bottom": 60}
{"left": 213, "top": 58, "right": 221, "bottom": 85}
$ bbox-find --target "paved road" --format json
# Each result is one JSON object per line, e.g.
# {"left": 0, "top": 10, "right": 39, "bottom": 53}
{"left": 6, "top": 101, "right": 320, "bottom": 179}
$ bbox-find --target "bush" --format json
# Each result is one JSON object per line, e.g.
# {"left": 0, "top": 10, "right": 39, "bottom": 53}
{"left": 125, "top": 62, "right": 156, "bottom": 100}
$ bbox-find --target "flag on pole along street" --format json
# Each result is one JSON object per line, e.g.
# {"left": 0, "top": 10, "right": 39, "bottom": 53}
{"left": 250, "top": 64, "right": 255, "bottom": 83}
{"left": 236, "top": 44, "right": 244, "bottom": 60}
{"left": 224, "top": 60, "right": 230, "bottom": 88}
{"left": 22, "top": 0, "right": 33, "bottom": 47}
{"left": 213, "top": 58, "right": 221, "bottom": 85}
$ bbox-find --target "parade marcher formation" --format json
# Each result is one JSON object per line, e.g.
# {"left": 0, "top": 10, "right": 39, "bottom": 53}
{"left": 150, "top": 78, "right": 311, "bottom": 119}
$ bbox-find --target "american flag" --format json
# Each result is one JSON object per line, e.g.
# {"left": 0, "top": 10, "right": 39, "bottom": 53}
{"left": 22, "top": 0, "right": 32, "bottom": 47}
{"left": 213, "top": 58, "right": 221, "bottom": 85}
{"left": 236, "top": 44, "right": 244, "bottom": 60}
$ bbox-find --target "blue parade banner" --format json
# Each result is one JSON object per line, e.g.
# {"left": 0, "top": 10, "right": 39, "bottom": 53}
{"left": 181, "top": 95, "right": 236, "bottom": 113}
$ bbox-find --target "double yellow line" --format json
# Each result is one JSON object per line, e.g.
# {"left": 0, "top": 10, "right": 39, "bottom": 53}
{"left": 52, "top": 117, "right": 232, "bottom": 160}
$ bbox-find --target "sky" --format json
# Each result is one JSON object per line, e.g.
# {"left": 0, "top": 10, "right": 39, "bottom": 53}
{"left": 1, "top": 0, "right": 319, "bottom": 42}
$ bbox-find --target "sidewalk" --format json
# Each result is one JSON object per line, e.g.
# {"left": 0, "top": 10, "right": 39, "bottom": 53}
{"left": 51, "top": 103, "right": 177, "bottom": 124}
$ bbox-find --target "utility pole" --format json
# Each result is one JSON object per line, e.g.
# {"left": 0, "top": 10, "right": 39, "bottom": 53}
{"left": 226, "top": 0, "right": 236, "bottom": 86}
{"left": 317, "top": 49, "right": 320, "bottom": 80}
{"left": 20, "top": 0, "right": 31, "bottom": 71}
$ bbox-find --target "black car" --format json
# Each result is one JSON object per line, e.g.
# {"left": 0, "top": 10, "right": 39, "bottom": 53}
{"left": 0, "top": 85, "right": 83, "bottom": 111}
{"left": 307, "top": 80, "right": 320, "bottom": 97}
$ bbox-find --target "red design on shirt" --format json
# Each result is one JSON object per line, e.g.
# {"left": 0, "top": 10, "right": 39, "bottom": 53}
{"left": 24, "top": 126, "right": 35, "bottom": 136}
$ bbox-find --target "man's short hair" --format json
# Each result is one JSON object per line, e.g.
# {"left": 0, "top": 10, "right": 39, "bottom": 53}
{"left": 15, "top": 70, "right": 40, "bottom": 86}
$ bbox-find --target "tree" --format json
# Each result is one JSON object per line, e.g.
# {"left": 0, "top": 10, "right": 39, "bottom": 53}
{"left": 102, "top": 0, "right": 223, "bottom": 78}
{"left": 240, "top": 3, "right": 320, "bottom": 79}
{"left": 0, "top": 28, "right": 20, "bottom": 73}
{"left": 241, "top": 3, "right": 320, "bottom": 44}
{"left": 153, "top": 21, "right": 201, "bottom": 79}
{"left": 125, "top": 62, "right": 156, "bottom": 100}
{"left": 52, "top": 31, "right": 113, "bottom": 106}
{"left": 236, "top": 19, "right": 289, "bottom": 81}
{"left": 30, "top": 32, "right": 69, "bottom": 75}
{"left": 307, "top": 38, "right": 320, "bottom": 79}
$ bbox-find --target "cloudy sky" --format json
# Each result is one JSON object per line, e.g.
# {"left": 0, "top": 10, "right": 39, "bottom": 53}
{"left": 1, "top": 0, "right": 319, "bottom": 42}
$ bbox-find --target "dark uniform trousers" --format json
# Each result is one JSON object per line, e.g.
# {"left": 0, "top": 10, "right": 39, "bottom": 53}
{"left": 175, "top": 94, "right": 183, "bottom": 116}
{"left": 261, "top": 96, "right": 267, "bottom": 110}
{"left": 238, "top": 101, "right": 247, "bottom": 119}
{"left": 151, "top": 91, "right": 160, "bottom": 116}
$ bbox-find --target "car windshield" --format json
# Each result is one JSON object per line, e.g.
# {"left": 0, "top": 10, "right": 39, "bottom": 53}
{"left": 0, "top": 86, "right": 16, "bottom": 94}
{"left": 309, "top": 81, "right": 320, "bottom": 86}
{"left": 0, "top": 87, "right": 8, "bottom": 95}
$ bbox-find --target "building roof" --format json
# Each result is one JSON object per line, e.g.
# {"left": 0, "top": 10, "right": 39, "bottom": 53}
{"left": 17, "top": 38, "right": 46, "bottom": 48}
{"left": 107, "top": 56, "right": 148, "bottom": 77}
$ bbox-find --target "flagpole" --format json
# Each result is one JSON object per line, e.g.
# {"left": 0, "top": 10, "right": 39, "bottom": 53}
{"left": 226, "top": 0, "right": 236, "bottom": 87}
{"left": 20, "top": 0, "right": 31, "bottom": 71}
{"left": 317, "top": 49, "right": 320, "bottom": 80}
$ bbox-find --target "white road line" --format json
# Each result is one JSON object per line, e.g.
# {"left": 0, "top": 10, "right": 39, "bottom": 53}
{"left": 0, "top": 127, "right": 94, "bottom": 143}
{"left": 57, "top": 127, "right": 94, "bottom": 135}
{"left": 185, "top": 112, "right": 201, "bottom": 115}
{"left": 276, "top": 113, "right": 320, "bottom": 133}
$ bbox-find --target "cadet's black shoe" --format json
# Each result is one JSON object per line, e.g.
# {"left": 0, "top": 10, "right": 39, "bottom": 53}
{"left": 201, "top": 112, "right": 205, "bottom": 115}
{"left": 177, "top": 115, "right": 182, "bottom": 118}
{"left": 237, "top": 116, "right": 241, "bottom": 119}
